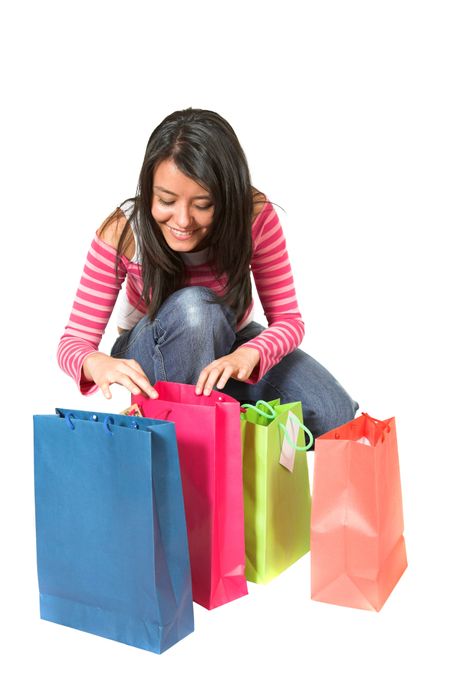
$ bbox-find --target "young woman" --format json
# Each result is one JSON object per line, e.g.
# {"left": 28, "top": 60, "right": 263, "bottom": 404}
{"left": 57, "top": 108, "right": 358, "bottom": 438}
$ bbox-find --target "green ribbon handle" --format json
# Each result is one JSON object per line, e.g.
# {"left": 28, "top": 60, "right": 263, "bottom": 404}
{"left": 241, "top": 400, "right": 314, "bottom": 451}
{"left": 278, "top": 418, "right": 314, "bottom": 452}
{"left": 240, "top": 400, "right": 277, "bottom": 420}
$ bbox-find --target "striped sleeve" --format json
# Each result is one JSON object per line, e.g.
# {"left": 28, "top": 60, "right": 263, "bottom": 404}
{"left": 56, "top": 234, "right": 129, "bottom": 395}
{"left": 243, "top": 202, "right": 305, "bottom": 383}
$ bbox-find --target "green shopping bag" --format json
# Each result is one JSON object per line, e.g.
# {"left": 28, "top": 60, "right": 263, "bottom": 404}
{"left": 240, "top": 399, "right": 313, "bottom": 584}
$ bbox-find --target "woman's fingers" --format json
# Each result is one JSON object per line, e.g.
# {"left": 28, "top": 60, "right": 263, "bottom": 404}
{"left": 196, "top": 362, "right": 236, "bottom": 396}
{"left": 100, "top": 382, "right": 112, "bottom": 400}
{"left": 95, "top": 357, "right": 158, "bottom": 399}
{"left": 112, "top": 372, "right": 144, "bottom": 396}
{"left": 202, "top": 367, "right": 222, "bottom": 396}
{"left": 127, "top": 358, "right": 147, "bottom": 377}
{"left": 123, "top": 359, "right": 158, "bottom": 398}
{"left": 195, "top": 366, "right": 211, "bottom": 395}
{"left": 194, "top": 348, "right": 261, "bottom": 396}
{"left": 216, "top": 365, "right": 235, "bottom": 389}
{"left": 195, "top": 365, "right": 218, "bottom": 396}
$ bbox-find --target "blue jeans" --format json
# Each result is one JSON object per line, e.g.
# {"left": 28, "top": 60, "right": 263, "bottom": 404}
{"left": 111, "top": 286, "right": 359, "bottom": 438}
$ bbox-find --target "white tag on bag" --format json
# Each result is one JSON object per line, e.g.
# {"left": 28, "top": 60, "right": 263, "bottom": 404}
{"left": 279, "top": 412, "right": 301, "bottom": 472}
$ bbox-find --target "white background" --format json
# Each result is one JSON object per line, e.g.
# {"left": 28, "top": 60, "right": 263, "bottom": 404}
{"left": 1, "top": 0, "right": 449, "bottom": 672}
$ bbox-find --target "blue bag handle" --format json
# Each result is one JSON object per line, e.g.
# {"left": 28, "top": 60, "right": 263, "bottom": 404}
{"left": 54, "top": 408, "right": 163, "bottom": 434}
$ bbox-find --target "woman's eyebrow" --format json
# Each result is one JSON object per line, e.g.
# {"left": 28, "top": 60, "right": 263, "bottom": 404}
{"left": 154, "top": 185, "right": 211, "bottom": 199}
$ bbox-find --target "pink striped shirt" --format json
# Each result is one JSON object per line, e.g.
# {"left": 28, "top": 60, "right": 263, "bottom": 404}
{"left": 57, "top": 200, "right": 305, "bottom": 395}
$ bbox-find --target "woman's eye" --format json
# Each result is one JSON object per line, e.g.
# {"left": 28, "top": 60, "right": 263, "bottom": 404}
{"left": 157, "top": 197, "right": 213, "bottom": 210}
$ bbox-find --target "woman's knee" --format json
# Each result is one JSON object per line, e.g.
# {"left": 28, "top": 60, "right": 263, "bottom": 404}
{"left": 157, "top": 286, "right": 235, "bottom": 333}
{"left": 270, "top": 348, "right": 359, "bottom": 437}
{"left": 309, "top": 383, "right": 359, "bottom": 437}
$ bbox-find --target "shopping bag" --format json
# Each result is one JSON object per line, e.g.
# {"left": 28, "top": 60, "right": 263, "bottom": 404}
{"left": 33, "top": 408, "right": 194, "bottom": 653}
{"left": 133, "top": 382, "right": 248, "bottom": 610}
{"left": 311, "top": 413, "right": 407, "bottom": 611}
{"left": 240, "top": 399, "right": 313, "bottom": 584}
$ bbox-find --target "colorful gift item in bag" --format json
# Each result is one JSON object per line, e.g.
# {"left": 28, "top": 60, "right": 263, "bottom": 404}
{"left": 311, "top": 413, "right": 407, "bottom": 611}
{"left": 133, "top": 382, "right": 248, "bottom": 610}
{"left": 240, "top": 399, "right": 313, "bottom": 584}
{"left": 33, "top": 409, "right": 194, "bottom": 653}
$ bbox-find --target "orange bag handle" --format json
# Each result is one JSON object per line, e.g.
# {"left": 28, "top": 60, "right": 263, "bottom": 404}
{"left": 361, "top": 412, "right": 391, "bottom": 432}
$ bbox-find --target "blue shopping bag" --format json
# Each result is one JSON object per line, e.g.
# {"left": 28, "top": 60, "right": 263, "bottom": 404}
{"left": 33, "top": 408, "right": 194, "bottom": 653}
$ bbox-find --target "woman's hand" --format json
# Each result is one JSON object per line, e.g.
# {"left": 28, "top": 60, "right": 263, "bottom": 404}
{"left": 82, "top": 352, "right": 158, "bottom": 400}
{"left": 195, "top": 347, "right": 260, "bottom": 396}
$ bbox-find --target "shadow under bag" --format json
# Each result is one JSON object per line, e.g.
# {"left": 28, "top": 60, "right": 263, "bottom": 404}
{"left": 33, "top": 409, "right": 194, "bottom": 653}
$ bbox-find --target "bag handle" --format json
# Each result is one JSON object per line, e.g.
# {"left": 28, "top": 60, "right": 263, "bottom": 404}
{"left": 56, "top": 409, "right": 143, "bottom": 434}
{"left": 241, "top": 401, "right": 314, "bottom": 452}
{"left": 361, "top": 412, "right": 391, "bottom": 434}
{"left": 278, "top": 419, "right": 314, "bottom": 452}
{"left": 241, "top": 400, "right": 277, "bottom": 420}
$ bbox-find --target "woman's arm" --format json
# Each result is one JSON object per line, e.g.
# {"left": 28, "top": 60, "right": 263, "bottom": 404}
{"left": 56, "top": 227, "right": 128, "bottom": 394}
{"left": 56, "top": 209, "right": 155, "bottom": 398}
{"left": 242, "top": 201, "right": 305, "bottom": 382}
{"left": 194, "top": 199, "right": 304, "bottom": 395}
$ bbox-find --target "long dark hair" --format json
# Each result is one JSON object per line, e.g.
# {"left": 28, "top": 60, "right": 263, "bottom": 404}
{"left": 106, "top": 108, "right": 267, "bottom": 322}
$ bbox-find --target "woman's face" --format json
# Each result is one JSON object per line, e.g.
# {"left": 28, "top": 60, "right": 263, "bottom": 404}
{"left": 151, "top": 158, "right": 214, "bottom": 252}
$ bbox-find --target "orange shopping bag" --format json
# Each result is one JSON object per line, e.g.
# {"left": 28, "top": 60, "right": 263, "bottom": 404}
{"left": 311, "top": 413, "right": 407, "bottom": 611}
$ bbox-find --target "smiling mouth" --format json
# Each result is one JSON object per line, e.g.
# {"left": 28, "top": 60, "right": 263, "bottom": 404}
{"left": 166, "top": 225, "right": 197, "bottom": 239}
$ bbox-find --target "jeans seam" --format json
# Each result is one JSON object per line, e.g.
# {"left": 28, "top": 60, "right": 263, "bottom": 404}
{"left": 124, "top": 319, "right": 152, "bottom": 352}
{"left": 153, "top": 344, "right": 167, "bottom": 380}
{"left": 152, "top": 318, "right": 167, "bottom": 346}
{"left": 112, "top": 322, "right": 149, "bottom": 358}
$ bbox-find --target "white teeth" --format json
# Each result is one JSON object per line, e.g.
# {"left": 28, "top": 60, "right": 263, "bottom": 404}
{"left": 168, "top": 226, "right": 194, "bottom": 239}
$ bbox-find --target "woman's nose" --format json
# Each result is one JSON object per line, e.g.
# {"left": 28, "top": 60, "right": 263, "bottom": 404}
{"left": 174, "top": 205, "right": 193, "bottom": 229}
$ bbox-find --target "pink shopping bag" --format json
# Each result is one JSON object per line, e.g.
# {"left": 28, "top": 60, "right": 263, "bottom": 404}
{"left": 311, "top": 413, "right": 407, "bottom": 611}
{"left": 133, "top": 382, "right": 248, "bottom": 610}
